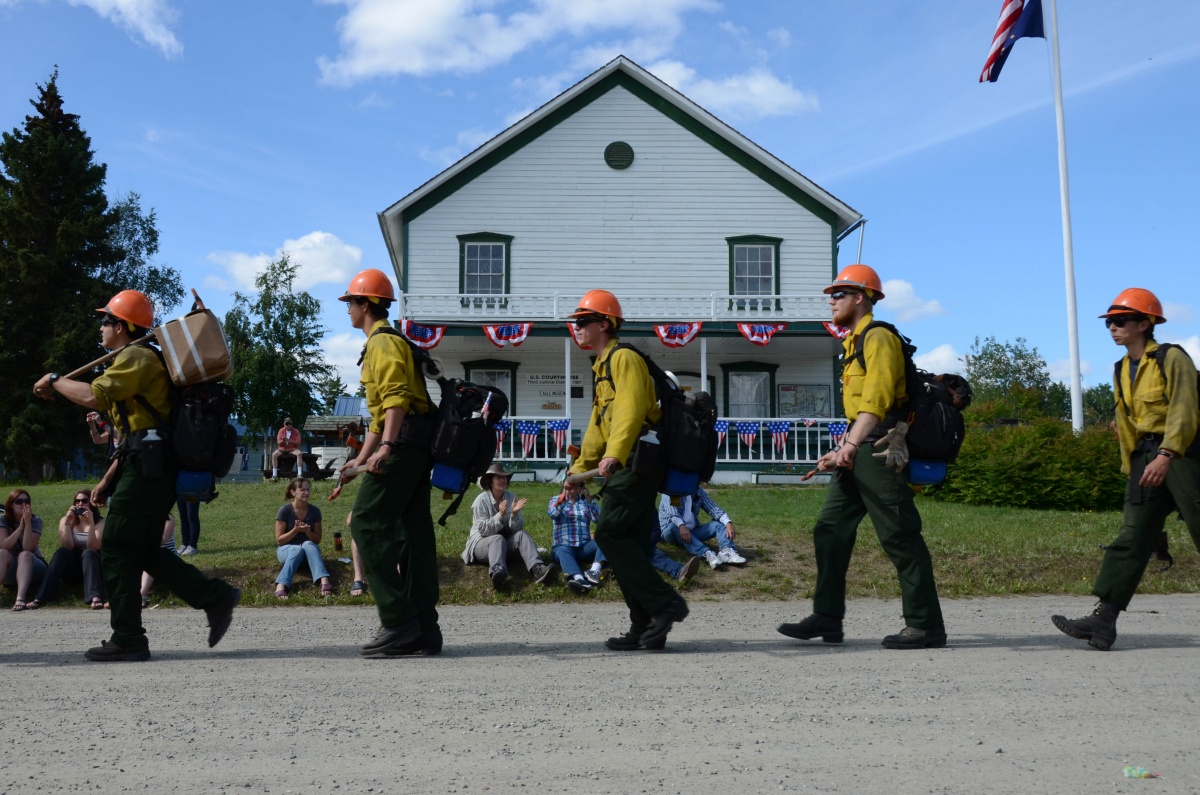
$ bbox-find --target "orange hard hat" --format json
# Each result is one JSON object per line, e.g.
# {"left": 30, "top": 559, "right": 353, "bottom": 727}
{"left": 824, "top": 264, "right": 885, "bottom": 300}
{"left": 567, "top": 289, "right": 624, "bottom": 321}
{"left": 338, "top": 268, "right": 396, "bottom": 302}
{"left": 1099, "top": 287, "right": 1165, "bottom": 324}
{"left": 96, "top": 290, "right": 154, "bottom": 329}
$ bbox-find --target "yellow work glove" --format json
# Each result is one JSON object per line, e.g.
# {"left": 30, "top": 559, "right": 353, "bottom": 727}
{"left": 872, "top": 420, "right": 910, "bottom": 472}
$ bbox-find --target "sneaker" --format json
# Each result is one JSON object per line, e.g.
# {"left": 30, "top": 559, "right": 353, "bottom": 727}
{"left": 179, "top": 545, "right": 197, "bottom": 556}
{"left": 881, "top": 624, "right": 948, "bottom": 650}
{"left": 604, "top": 626, "right": 663, "bottom": 652}
{"left": 84, "top": 640, "right": 151, "bottom": 662}
{"left": 490, "top": 566, "right": 509, "bottom": 590}
{"left": 531, "top": 561, "right": 556, "bottom": 585}
{"left": 566, "top": 577, "right": 591, "bottom": 595}
{"left": 639, "top": 595, "right": 689, "bottom": 649}
{"left": 705, "top": 550, "right": 721, "bottom": 570}
{"left": 676, "top": 556, "right": 701, "bottom": 582}
{"left": 205, "top": 586, "right": 241, "bottom": 649}
{"left": 777, "top": 613, "right": 844, "bottom": 644}
{"left": 583, "top": 569, "right": 603, "bottom": 586}
{"left": 360, "top": 618, "right": 422, "bottom": 658}
{"left": 717, "top": 547, "right": 747, "bottom": 566}
{"left": 1051, "top": 601, "right": 1119, "bottom": 650}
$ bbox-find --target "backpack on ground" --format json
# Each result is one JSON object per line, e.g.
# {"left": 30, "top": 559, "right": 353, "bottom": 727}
{"left": 370, "top": 326, "right": 510, "bottom": 525}
{"left": 601, "top": 343, "right": 719, "bottom": 496}
{"left": 848, "top": 321, "right": 974, "bottom": 481}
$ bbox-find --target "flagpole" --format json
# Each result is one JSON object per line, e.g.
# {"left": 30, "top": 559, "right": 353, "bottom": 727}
{"left": 1046, "top": 0, "right": 1083, "bottom": 431}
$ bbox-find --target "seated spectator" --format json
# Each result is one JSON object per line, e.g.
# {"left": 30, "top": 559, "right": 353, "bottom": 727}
{"left": 29, "top": 491, "right": 105, "bottom": 609}
{"left": 548, "top": 481, "right": 604, "bottom": 594}
{"left": 345, "top": 511, "right": 368, "bottom": 597}
{"left": 274, "top": 478, "right": 331, "bottom": 599}
{"left": 462, "top": 464, "right": 553, "bottom": 590}
{"left": 1, "top": 489, "right": 48, "bottom": 612}
{"left": 271, "top": 418, "right": 303, "bottom": 479}
{"left": 658, "top": 487, "right": 747, "bottom": 570}
{"left": 139, "top": 514, "right": 178, "bottom": 609}
{"left": 649, "top": 526, "right": 701, "bottom": 583}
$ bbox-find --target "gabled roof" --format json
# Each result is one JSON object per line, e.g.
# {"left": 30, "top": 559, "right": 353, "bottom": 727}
{"left": 378, "top": 55, "right": 861, "bottom": 272}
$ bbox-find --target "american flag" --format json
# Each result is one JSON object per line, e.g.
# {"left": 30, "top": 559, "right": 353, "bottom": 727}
{"left": 494, "top": 419, "right": 509, "bottom": 454}
{"left": 980, "top": 0, "right": 1045, "bottom": 83}
{"left": 737, "top": 323, "right": 787, "bottom": 346}
{"left": 802, "top": 419, "right": 816, "bottom": 427}
{"left": 714, "top": 419, "right": 729, "bottom": 446}
{"left": 483, "top": 322, "right": 533, "bottom": 348}
{"left": 828, "top": 421, "right": 848, "bottom": 446}
{"left": 546, "top": 418, "right": 571, "bottom": 455}
{"left": 736, "top": 421, "right": 759, "bottom": 449}
{"left": 766, "top": 420, "right": 791, "bottom": 452}
{"left": 823, "top": 321, "right": 851, "bottom": 340}
{"left": 399, "top": 320, "right": 446, "bottom": 349}
{"left": 517, "top": 421, "right": 542, "bottom": 457}
{"left": 654, "top": 322, "right": 702, "bottom": 348}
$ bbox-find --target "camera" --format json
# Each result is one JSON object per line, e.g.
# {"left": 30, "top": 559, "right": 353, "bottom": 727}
{"left": 72, "top": 506, "right": 86, "bottom": 516}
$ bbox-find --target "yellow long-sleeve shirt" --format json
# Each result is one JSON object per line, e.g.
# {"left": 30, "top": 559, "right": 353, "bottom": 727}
{"left": 841, "top": 313, "right": 906, "bottom": 420}
{"left": 571, "top": 339, "right": 662, "bottom": 474}
{"left": 360, "top": 319, "right": 432, "bottom": 435}
{"left": 1113, "top": 341, "right": 1199, "bottom": 474}
{"left": 90, "top": 344, "right": 172, "bottom": 434}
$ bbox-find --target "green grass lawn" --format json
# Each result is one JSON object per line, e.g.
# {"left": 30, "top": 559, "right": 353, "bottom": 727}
{"left": 9, "top": 478, "right": 1199, "bottom": 609}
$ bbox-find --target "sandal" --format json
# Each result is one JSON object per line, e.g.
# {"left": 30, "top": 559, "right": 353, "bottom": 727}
{"left": 90, "top": 598, "right": 104, "bottom": 610}
{"left": 27, "top": 599, "right": 42, "bottom": 610}
{"left": 12, "top": 599, "right": 26, "bottom": 612}
{"left": 350, "top": 580, "right": 367, "bottom": 597}
{"left": 320, "top": 581, "right": 333, "bottom": 597}
{"left": 274, "top": 584, "right": 289, "bottom": 600}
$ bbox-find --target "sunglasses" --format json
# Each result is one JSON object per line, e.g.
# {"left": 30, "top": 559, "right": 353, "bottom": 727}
{"left": 1105, "top": 315, "right": 1145, "bottom": 328}
{"left": 828, "top": 290, "right": 858, "bottom": 301}
{"left": 573, "top": 315, "right": 604, "bottom": 329}
{"left": 74, "top": 498, "right": 91, "bottom": 504}
{"left": 13, "top": 497, "right": 30, "bottom": 505}
{"left": 99, "top": 315, "right": 121, "bottom": 327}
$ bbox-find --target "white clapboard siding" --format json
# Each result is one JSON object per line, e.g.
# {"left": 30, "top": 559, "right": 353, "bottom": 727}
{"left": 406, "top": 86, "right": 832, "bottom": 297}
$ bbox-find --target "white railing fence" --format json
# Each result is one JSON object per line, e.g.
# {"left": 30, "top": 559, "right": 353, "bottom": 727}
{"left": 399, "top": 292, "right": 831, "bottom": 322}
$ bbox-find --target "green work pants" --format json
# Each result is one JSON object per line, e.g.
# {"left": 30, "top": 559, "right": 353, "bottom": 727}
{"left": 594, "top": 463, "right": 678, "bottom": 630}
{"left": 350, "top": 447, "right": 439, "bottom": 631}
{"left": 811, "top": 447, "right": 943, "bottom": 628}
{"left": 101, "top": 452, "right": 231, "bottom": 650}
{"left": 1094, "top": 452, "right": 1200, "bottom": 610}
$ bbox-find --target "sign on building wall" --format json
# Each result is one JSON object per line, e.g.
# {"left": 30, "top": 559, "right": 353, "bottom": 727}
{"left": 523, "top": 373, "right": 586, "bottom": 399}
{"left": 779, "top": 384, "right": 832, "bottom": 418}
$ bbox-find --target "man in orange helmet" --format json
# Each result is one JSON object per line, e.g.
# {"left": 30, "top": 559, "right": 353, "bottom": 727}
{"left": 1052, "top": 288, "right": 1200, "bottom": 650}
{"left": 337, "top": 268, "right": 442, "bottom": 657}
{"left": 567, "top": 289, "right": 689, "bottom": 651}
{"left": 778, "top": 265, "right": 947, "bottom": 650}
{"left": 33, "top": 290, "right": 240, "bottom": 661}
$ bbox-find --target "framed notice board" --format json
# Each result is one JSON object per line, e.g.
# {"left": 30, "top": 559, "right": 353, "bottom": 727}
{"left": 778, "top": 384, "right": 832, "bottom": 418}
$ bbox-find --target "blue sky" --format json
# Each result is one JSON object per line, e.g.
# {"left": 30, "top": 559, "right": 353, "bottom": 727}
{"left": 3, "top": 0, "right": 1199, "bottom": 389}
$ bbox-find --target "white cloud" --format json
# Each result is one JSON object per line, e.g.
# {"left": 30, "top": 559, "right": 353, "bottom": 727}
{"left": 316, "top": 0, "right": 718, "bottom": 84}
{"left": 767, "top": 27, "right": 791, "bottom": 48}
{"left": 1048, "top": 358, "right": 1093, "bottom": 382}
{"left": 648, "top": 59, "right": 818, "bottom": 119}
{"left": 914, "top": 344, "right": 962, "bottom": 375}
{"left": 67, "top": 0, "right": 183, "bottom": 58}
{"left": 1164, "top": 334, "right": 1200, "bottom": 361}
{"left": 879, "top": 279, "right": 945, "bottom": 323}
{"left": 356, "top": 91, "right": 392, "bottom": 109}
{"left": 1162, "top": 301, "right": 1193, "bottom": 324}
{"left": 207, "top": 231, "right": 363, "bottom": 293}
{"left": 418, "top": 128, "right": 498, "bottom": 168}
{"left": 323, "top": 330, "right": 370, "bottom": 386}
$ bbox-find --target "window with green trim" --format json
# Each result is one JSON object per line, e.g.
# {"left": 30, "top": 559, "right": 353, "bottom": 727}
{"left": 463, "top": 359, "right": 518, "bottom": 408}
{"left": 458, "top": 233, "right": 512, "bottom": 308}
{"left": 721, "top": 362, "right": 778, "bottom": 417}
{"left": 727, "top": 235, "right": 782, "bottom": 311}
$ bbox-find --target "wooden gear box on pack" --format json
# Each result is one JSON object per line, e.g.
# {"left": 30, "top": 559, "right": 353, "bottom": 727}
{"left": 153, "top": 306, "right": 233, "bottom": 386}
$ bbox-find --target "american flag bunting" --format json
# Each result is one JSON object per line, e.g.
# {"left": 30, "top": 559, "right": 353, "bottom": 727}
{"left": 828, "top": 421, "right": 848, "bottom": 446}
{"left": 517, "top": 421, "right": 542, "bottom": 457}
{"left": 736, "top": 421, "right": 759, "bottom": 449}
{"left": 546, "top": 418, "right": 571, "bottom": 455}
{"left": 766, "top": 420, "right": 791, "bottom": 452}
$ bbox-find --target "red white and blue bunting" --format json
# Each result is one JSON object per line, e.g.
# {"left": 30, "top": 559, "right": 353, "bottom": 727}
{"left": 828, "top": 421, "right": 848, "bottom": 446}
{"left": 399, "top": 320, "right": 446, "bottom": 349}
{"left": 516, "top": 420, "right": 541, "bottom": 457}
{"left": 823, "top": 321, "right": 851, "bottom": 340}
{"left": 567, "top": 323, "right": 590, "bottom": 350}
{"left": 483, "top": 323, "right": 533, "bottom": 348}
{"left": 736, "top": 421, "right": 759, "bottom": 448}
{"left": 654, "top": 322, "right": 702, "bottom": 348}
{"left": 737, "top": 323, "right": 787, "bottom": 346}
{"left": 767, "top": 420, "right": 791, "bottom": 451}
{"left": 546, "top": 418, "right": 571, "bottom": 455}
{"left": 494, "top": 420, "right": 509, "bottom": 454}
{"left": 714, "top": 420, "right": 729, "bottom": 446}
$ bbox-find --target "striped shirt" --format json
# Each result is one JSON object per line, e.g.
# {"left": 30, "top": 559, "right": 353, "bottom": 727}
{"left": 658, "top": 488, "right": 730, "bottom": 535}
{"left": 548, "top": 495, "right": 600, "bottom": 548}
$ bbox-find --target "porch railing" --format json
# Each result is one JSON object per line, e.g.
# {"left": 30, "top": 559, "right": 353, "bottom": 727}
{"left": 493, "top": 416, "right": 847, "bottom": 467}
{"left": 399, "top": 292, "right": 832, "bottom": 322}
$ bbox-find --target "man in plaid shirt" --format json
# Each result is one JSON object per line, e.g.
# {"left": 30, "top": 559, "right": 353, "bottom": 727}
{"left": 548, "top": 481, "right": 604, "bottom": 594}
{"left": 658, "top": 488, "right": 747, "bottom": 570}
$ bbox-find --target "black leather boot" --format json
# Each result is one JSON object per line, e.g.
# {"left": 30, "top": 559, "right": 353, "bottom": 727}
{"left": 1052, "top": 601, "right": 1119, "bottom": 650}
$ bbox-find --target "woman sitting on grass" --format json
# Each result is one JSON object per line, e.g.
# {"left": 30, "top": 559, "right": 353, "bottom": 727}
{"left": 274, "top": 478, "right": 331, "bottom": 599}
{"left": 1, "top": 489, "right": 48, "bottom": 611}
{"left": 30, "top": 491, "right": 105, "bottom": 609}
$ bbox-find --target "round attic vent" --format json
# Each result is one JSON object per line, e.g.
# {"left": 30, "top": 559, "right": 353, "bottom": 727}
{"left": 604, "top": 141, "right": 634, "bottom": 170}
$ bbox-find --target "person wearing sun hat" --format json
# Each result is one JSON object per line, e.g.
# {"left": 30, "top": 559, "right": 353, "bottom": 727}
{"left": 463, "top": 463, "right": 553, "bottom": 590}
{"left": 1052, "top": 288, "right": 1200, "bottom": 650}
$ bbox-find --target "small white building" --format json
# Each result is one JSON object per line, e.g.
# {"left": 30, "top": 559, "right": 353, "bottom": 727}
{"left": 377, "top": 56, "right": 861, "bottom": 482}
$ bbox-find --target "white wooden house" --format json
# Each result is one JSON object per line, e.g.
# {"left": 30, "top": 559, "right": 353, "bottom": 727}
{"left": 377, "top": 56, "right": 863, "bottom": 482}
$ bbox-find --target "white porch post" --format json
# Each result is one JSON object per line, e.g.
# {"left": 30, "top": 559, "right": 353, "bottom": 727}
{"left": 564, "top": 336, "right": 572, "bottom": 458}
{"left": 700, "top": 337, "right": 708, "bottom": 394}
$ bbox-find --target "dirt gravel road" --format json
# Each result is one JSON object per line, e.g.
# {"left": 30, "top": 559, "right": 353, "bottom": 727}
{"left": 2, "top": 594, "right": 1198, "bottom": 794}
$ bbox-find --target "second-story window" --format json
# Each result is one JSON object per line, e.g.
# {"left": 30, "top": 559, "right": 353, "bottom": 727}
{"left": 458, "top": 233, "right": 513, "bottom": 308}
{"left": 727, "top": 235, "right": 782, "bottom": 311}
